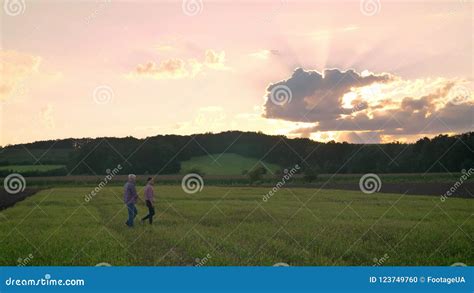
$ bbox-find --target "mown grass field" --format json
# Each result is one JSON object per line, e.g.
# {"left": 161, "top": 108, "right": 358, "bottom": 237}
{"left": 0, "top": 165, "right": 65, "bottom": 173}
{"left": 0, "top": 186, "right": 472, "bottom": 266}
{"left": 180, "top": 153, "right": 281, "bottom": 175}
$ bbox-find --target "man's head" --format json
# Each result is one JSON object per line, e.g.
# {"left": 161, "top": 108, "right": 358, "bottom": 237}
{"left": 128, "top": 174, "right": 137, "bottom": 183}
{"left": 147, "top": 177, "right": 154, "bottom": 185}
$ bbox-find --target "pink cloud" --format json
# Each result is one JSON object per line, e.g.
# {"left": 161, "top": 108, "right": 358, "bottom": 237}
{"left": 130, "top": 49, "right": 227, "bottom": 79}
{"left": 0, "top": 50, "right": 41, "bottom": 101}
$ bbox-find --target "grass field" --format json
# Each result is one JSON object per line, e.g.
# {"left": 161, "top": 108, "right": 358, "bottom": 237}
{"left": 0, "top": 165, "right": 65, "bottom": 173}
{"left": 180, "top": 153, "right": 281, "bottom": 175}
{"left": 18, "top": 172, "right": 472, "bottom": 189}
{"left": 0, "top": 186, "right": 472, "bottom": 266}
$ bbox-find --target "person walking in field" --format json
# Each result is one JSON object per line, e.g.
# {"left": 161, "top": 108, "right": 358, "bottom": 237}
{"left": 124, "top": 174, "right": 138, "bottom": 227}
{"left": 141, "top": 177, "right": 156, "bottom": 225}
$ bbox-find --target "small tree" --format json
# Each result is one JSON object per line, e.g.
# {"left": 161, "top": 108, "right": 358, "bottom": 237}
{"left": 303, "top": 166, "right": 320, "bottom": 183}
{"left": 185, "top": 167, "right": 205, "bottom": 176}
{"left": 248, "top": 165, "right": 266, "bottom": 184}
{"left": 273, "top": 168, "right": 283, "bottom": 177}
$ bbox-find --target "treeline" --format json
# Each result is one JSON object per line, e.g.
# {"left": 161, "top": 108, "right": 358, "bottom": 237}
{"left": 1, "top": 131, "right": 473, "bottom": 175}
{"left": 0, "top": 168, "right": 68, "bottom": 177}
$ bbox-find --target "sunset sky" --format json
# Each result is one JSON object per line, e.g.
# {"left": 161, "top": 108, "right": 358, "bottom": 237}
{"left": 0, "top": 0, "right": 472, "bottom": 146}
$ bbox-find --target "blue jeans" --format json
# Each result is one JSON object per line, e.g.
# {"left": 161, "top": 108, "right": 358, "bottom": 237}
{"left": 126, "top": 203, "right": 138, "bottom": 227}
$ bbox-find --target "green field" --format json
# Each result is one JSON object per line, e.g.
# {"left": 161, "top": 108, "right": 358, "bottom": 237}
{"left": 180, "top": 153, "right": 281, "bottom": 175}
{"left": 15, "top": 172, "right": 472, "bottom": 189}
{"left": 0, "top": 165, "right": 65, "bottom": 173}
{"left": 0, "top": 186, "right": 472, "bottom": 266}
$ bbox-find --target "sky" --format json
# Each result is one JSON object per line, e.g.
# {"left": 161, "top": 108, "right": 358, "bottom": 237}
{"left": 0, "top": 0, "right": 472, "bottom": 146}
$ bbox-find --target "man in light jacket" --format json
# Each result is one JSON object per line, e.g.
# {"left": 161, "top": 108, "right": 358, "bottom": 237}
{"left": 124, "top": 174, "right": 138, "bottom": 227}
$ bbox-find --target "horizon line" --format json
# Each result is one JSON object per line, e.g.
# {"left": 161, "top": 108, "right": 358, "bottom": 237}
{"left": 1, "top": 130, "right": 470, "bottom": 148}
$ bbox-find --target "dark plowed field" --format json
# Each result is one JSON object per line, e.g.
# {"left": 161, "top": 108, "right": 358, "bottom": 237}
{"left": 313, "top": 182, "right": 474, "bottom": 198}
{"left": 0, "top": 189, "right": 42, "bottom": 210}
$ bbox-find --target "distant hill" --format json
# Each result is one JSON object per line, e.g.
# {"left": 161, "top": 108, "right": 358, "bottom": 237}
{"left": 0, "top": 131, "right": 473, "bottom": 176}
{"left": 0, "top": 165, "right": 65, "bottom": 173}
{"left": 0, "top": 147, "right": 72, "bottom": 165}
{"left": 180, "top": 153, "right": 281, "bottom": 175}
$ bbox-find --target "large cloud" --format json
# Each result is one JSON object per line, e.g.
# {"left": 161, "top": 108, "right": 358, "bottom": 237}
{"left": 312, "top": 83, "right": 473, "bottom": 134}
{"left": 263, "top": 68, "right": 394, "bottom": 122}
{"left": 0, "top": 50, "right": 41, "bottom": 101}
{"left": 263, "top": 68, "right": 473, "bottom": 142}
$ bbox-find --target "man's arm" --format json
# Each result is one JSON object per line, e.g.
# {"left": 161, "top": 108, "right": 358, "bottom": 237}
{"left": 132, "top": 184, "right": 138, "bottom": 200}
{"left": 123, "top": 184, "right": 130, "bottom": 204}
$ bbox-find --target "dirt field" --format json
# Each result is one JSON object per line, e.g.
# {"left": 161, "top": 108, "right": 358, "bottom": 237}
{"left": 0, "top": 189, "right": 42, "bottom": 211}
{"left": 304, "top": 182, "right": 474, "bottom": 198}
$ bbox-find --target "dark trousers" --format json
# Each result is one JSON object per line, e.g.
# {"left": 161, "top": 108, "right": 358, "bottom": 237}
{"left": 142, "top": 200, "right": 155, "bottom": 224}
